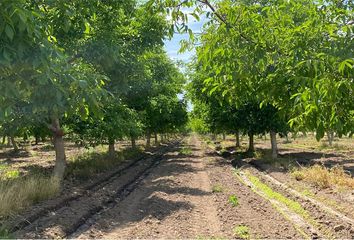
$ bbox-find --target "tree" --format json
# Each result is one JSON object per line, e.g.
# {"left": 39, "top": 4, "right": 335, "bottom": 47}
{"left": 183, "top": 0, "right": 353, "bottom": 157}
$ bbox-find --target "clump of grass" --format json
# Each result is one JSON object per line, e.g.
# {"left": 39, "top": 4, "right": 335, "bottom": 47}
{"left": 228, "top": 194, "right": 239, "bottom": 207}
{"left": 246, "top": 172, "right": 310, "bottom": 220}
{"left": 179, "top": 147, "right": 192, "bottom": 155}
{"left": 0, "top": 164, "right": 20, "bottom": 181}
{"left": 292, "top": 165, "right": 354, "bottom": 189}
{"left": 0, "top": 176, "right": 60, "bottom": 218}
{"left": 66, "top": 148, "right": 142, "bottom": 180}
{"left": 212, "top": 184, "right": 224, "bottom": 193}
{"left": 318, "top": 143, "right": 349, "bottom": 151}
{"left": 233, "top": 225, "right": 250, "bottom": 239}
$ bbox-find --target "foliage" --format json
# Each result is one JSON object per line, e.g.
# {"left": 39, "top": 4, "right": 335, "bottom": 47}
{"left": 0, "top": 0, "right": 187, "bottom": 178}
{"left": 165, "top": 0, "right": 353, "bottom": 144}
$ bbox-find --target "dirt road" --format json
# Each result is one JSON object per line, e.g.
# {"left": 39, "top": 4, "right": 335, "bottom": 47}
{"left": 73, "top": 135, "right": 223, "bottom": 239}
{"left": 13, "top": 135, "right": 353, "bottom": 238}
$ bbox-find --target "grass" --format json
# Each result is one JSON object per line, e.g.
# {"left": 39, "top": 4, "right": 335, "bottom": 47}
{"left": 292, "top": 164, "right": 354, "bottom": 189}
{"left": 0, "top": 146, "right": 143, "bottom": 219}
{"left": 233, "top": 225, "right": 250, "bottom": 239}
{"left": 245, "top": 172, "right": 310, "bottom": 220}
{"left": 66, "top": 147, "right": 142, "bottom": 180}
{"left": 228, "top": 194, "right": 239, "bottom": 207}
{"left": 179, "top": 146, "right": 192, "bottom": 155}
{"left": 0, "top": 175, "right": 60, "bottom": 219}
{"left": 212, "top": 184, "right": 224, "bottom": 193}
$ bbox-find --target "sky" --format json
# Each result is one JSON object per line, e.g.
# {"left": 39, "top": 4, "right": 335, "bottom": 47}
{"left": 163, "top": 8, "right": 208, "bottom": 111}
{"left": 163, "top": 8, "right": 207, "bottom": 63}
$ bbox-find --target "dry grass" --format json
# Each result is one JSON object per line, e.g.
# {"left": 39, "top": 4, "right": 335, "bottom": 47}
{"left": 0, "top": 146, "right": 143, "bottom": 219}
{"left": 292, "top": 165, "right": 354, "bottom": 189}
{"left": 66, "top": 147, "right": 143, "bottom": 180}
{"left": 0, "top": 176, "right": 60, "bottom": 218}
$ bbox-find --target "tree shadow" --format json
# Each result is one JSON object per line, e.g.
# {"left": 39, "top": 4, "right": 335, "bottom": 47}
{"left": 26, "top": 143, "right": 211, "bottom": 238}
{"left": 0, "top": 150, "right": 31, "bottom": 160}
{"left": 228, "top": 147, "right": 354, "bottom": 176}
{"left": 32, "top": 144, "right": 54, "bottom": 152}
{"left": 84, "top": 160, "right": 210, "bottom": 237}
{"left": 279, "top": 151, "right": 345, "bottom": 161}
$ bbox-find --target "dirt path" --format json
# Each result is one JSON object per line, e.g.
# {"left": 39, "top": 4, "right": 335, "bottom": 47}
{"left": 74, "top": 135, "right": 223, "bottom": 238}
{"left": 73, "top": 135, "right": 305, "bottom": 239}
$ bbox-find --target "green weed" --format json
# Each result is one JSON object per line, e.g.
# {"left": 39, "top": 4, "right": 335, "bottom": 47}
{"left": 246, "top": 172, "right": 309, "bottom": 220}
{"left": 228, "top": 194, "right": 239, "bottom": 207}
{"left": 0, "top": 165, "right": 20, "bottom": 181}
{"left": 179, "top": 146, "right": 192, "bottom": 155}
{"left": 233, "top": 225, "right": 250, "bottom": 239}
{"left": 212, "top": 184, "right": 224, "bottom": 193}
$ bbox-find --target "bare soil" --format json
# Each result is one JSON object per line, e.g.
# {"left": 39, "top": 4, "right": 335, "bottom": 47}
{"left": 73, "top": 135, "right": 302, "bottom": 239}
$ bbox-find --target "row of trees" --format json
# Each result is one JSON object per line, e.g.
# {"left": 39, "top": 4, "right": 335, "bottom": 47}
{"left": 0, "top": 0, "right": 187, "bottom": 180}
{"left": 151, "top": 0, "right": 353, "bottom": 158}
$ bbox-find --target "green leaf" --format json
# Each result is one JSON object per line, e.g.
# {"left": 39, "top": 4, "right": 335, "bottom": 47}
{"left": 5, "top": 25, "right": 14, "bottom": 40}
{"left": 79, "top": 80, "right": 88, "bottom": 88}
{"left": 209, "top": 85, "right": 218, "bottom": 95}
{"left": 316, "top": 126, "right": 324, "bottom": 141}
{"left": 84, "top": 21, "right": 91, "bottom": 34}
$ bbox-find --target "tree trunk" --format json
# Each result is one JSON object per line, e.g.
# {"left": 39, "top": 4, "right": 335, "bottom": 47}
{"left": 270, "top": 131, "right": 278, "bottom": 159}
{"left": 131, "top": 136, "right": 136, "bottom": 148}
{"left": 154, "top": 132, "right": 158, "bottom": 145}
{"left": 247, "top": 133, "right": 254, "bottom": 152}
{"left": 2, "top": 136, "right": 6, "bottom": 145}
{"left": 235, "top": 131, "right": 240, "bottom": 148}
{"left": 35, "top": 135, "right": 40, "bottom": 145}
{"left": 222, "top": 133, "right": 226, "bottom": 140}
{"left": 108, "top": 139, "right": 115, "bottom": 157}
{"left": 146, "top": 130, "right": 151, "bottom": 147}
{"left": 6, "top": 136, "right": 11, "bottom": 148}
{"left": 327, "top": 131, "right": 334, "bottom": 146}
{"left": 10, "top": 136, "right": 19, "bottom": 151}
{"left": 50, "top": 118, "right": 66, "bottom": 181}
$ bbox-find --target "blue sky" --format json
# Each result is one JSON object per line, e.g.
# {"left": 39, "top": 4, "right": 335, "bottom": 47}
{"left": 163, "top": 8, "right": 207, "bottom": 63}
{"left": 163, "top": 8, "right": 208, "bottom": 110}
